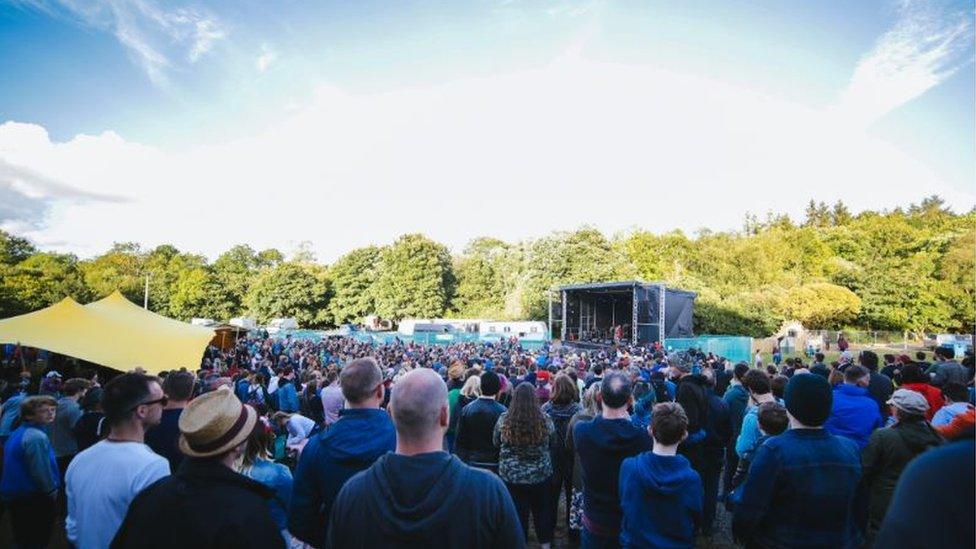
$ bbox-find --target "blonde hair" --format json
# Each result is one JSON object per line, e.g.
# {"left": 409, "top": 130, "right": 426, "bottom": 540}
{"left": 460, "top": 375, "right": 482, "bottom": 398}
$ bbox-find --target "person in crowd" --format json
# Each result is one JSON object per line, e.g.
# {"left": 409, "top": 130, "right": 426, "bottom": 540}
{"left": 825, "top": 365, "right": 883, "bottom": 450}
{"left": 670, "top": 355, "right": 708, "bottom": 475}
{"left": 897, "top": 362, "right": 943, "bottom": 420}
{"left": 700, "top": 368, "right": 731, "bottom": 536}
{"left": 455, "top": 371, "right": 506, "bottom": 472}
{"left": 458, "top": 374, "right": 482, "bottom": 410}
{"left": 72, "top": 387, "right": 106, "bottom": 452}
{"left": 722, "top": 362, "right": 750, "bottom": 500}
{"left": 145, "top": 369, "right": 194, "bottom": 472}
{"left": 874, "top": 423, "right": 974, "bottom": 549}
{"left": 66, "top": 373, "right": 170, "bottom": 549}
{"left": 726, "top": 401, "right": 788, "bottom": 507}
{"left": 325, "top": 368, "right": 524, "bottom": 548}
{"left": 732, "top": 374, "right": 862, "bottom": 548}
{"left": 926, "top": 347, "right": 967, "bottom": 387}
{"left": 619, "top": 402, "right": 702, "bottom": 548}
{"left": 913, "top": 351, "right": 931, "bottom": 372}
{"left": 445, "top": 362, "right": 465, "bottom": 449}
{"left": 584, "top": 364, "right": 604, "bottom": 391}
{"left": 276, "top": 368, "right": 301, "bottom": 413}
{"left": 300, "top": 376, "right": 325, "bottom": 425}
{"left": 0, "top": 396, "right": 59, "bottom": 548}
{"left": 574, "top": 372, "right": 652, "bottom": 548}
{"left": 541, "top": 373, "right": 582, "bottom": 532}
{"left": 0, "top": 382, "right": 28, "bottom": 445}
{"left": 535, "top": 370, "right": 552, "bottom": 402}
{"left": 769, "top": 374, "right": 788, "bottom": 401}
{"left": 932, "top": 382, "right": 972, "bottom": 427}
{"left": 51, "top": 379, "right": 91, "bottom": 485}
{"left": 858, "top": 351, "right": 894, "bottom": 417}
{"left": 860, "top": 389, "right": 942, "bottom": 540}
{"left": 319, "top": 372, "right": 344, "bottom": 427}
{"left": 880, "top": 354, "right": 899, "bottom": 380}
{"left": 494, "top": 382, "right": 556, "bottom": 547}
{"left": 238, "top": 418, "right": 294, "bottom": 543}
{"left": 111, "top": 386, "right": 283, "bottom": 548}
{"left": 735, "top": 370, "right": 777, "bottom": 458}
{"left": 810, "top": 352, "right": 829, "bottom": 379}
{"left": 566, "top": 382, "right": 601, "bottom": 541}
{"left": 272, "top": 411, "right": 316, "bottom": 450}
{"left": 288, "top": 357, "right": 396, "bottom": 548}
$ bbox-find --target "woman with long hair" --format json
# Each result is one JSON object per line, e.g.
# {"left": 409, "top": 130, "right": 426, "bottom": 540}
{"left": 237, "top": 418, "right": 294, "bottom": 545}
{"left": 542, "top": 374, "right": 582, "bottom": 534}
{"left": 493, "top": 382, "right": 556, "bottom": 548}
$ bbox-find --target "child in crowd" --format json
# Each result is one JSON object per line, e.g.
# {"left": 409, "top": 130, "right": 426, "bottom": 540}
{"left": 619, "top": 402, "right": 703, "bottom": 548}
{"left": 727, "top": 401, "right": 788, "bottom": 509}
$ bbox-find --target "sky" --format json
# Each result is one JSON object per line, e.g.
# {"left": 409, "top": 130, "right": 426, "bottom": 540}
{"left": 0, "top": 0, "right": 973, "bottom": 262}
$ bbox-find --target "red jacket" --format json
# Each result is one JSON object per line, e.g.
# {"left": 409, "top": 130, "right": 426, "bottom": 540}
{"left": 900, "top": 383, "right": 944, "bottom": 420}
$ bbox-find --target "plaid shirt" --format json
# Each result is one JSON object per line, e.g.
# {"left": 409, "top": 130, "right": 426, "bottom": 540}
{"left": 732, "top": 428, "right": 861, "bottom": 548}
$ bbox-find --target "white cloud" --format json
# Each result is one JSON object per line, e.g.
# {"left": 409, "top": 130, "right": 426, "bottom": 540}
{"left": 835, "top": 0, "right": 973, "bottom": 127}
{"left": 256, "top": 44, "right": 278, "bottom": 74}
{"left": 24, "top": 1, "right": 227, "bottom": 86}
{"left": 0, "top": 51, "right": 971, "bottom": 261}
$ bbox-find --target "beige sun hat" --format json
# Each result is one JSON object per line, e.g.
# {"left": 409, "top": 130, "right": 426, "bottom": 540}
{"left": 178, "top": 385, "right": 257, "bottom": 458}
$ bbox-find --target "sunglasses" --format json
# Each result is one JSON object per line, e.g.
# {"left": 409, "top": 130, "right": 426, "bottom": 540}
{"left": 129, "top": 396, "right": 168, "bottom": 412}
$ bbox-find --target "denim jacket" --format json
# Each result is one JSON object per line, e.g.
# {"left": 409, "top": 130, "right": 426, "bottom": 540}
{"left": 732, "top": 428, "right": 861, "bottom": 548}
{"left": 242, "top": 458, "right": 293, "bottom": 532}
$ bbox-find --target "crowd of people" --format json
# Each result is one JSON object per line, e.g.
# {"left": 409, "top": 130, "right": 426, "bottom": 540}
{"left": 0, "top": 334, "right": 973, "bottom": 549}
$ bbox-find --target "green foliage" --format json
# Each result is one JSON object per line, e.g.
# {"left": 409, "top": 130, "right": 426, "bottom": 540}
{"left": 373, "top": 234, "right": 455, "bottom": 320}
{"left": 328, "top": 246, "right": 381, "bottom": 324}
{"left": 246, "top": 262, "right": 332, "bottom": 327}
{"left": 0, "top": 198, "right": 971, "bottom": 337}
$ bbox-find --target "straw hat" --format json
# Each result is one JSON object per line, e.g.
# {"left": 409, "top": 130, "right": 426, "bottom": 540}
{"left": 178, "top": 386, "right": 256, "bottom": 458}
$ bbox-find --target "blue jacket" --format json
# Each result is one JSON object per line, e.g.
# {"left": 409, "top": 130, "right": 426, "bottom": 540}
{"left": 619, "top": 452, "right": 702, "bottom": 548}
{"left": 244, "top": 458, "right": 293, "bottom": 532}
{"left": 276, "top": 381, "right": 300, "bottom": 413}
{"left": 825, "top": 384, "right": 883, "bottom": 450}
{"left": 0, "top": 393, "right": 25, "bottom": 439}
{"left": 732, "top": 428, "right": 862, "bottom": 549}
{"left": 287, "top": 407, "right": 396, "bottom": 547}
{"left": 1, "top": 423, "right": 60, "bottom": 499}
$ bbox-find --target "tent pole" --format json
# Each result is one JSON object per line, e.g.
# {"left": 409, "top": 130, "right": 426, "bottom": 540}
{"left": 143, "top": 274, "right": 149, "bottom": 310}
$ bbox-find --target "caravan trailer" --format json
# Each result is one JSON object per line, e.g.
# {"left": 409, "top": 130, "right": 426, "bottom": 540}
{"left": 479, "top": 321, "right": 548, "bottom": 342}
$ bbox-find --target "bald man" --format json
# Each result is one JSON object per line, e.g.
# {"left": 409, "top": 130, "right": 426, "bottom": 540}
{"left": 326, "top": 368, "right": 524, "bottom": 549}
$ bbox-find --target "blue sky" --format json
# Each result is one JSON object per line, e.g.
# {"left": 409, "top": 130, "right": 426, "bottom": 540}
{"left": 0, "top": 0, "right": 973, "bottom": 260}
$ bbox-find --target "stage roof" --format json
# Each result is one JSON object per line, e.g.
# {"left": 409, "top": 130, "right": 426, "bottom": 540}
{"left": 554, "top": 280, "right": 697, "bottom": 297}
{"left": 0, "top": 292, "right": 213, "bottom": 375}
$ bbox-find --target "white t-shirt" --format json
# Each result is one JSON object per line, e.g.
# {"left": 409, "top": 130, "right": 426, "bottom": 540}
{"left": 66, "top": 439, "right": 170, "bottom": 549}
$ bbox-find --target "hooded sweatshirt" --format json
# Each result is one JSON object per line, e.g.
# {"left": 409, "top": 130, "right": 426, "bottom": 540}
{"left": 619, "top": 451, "right": 702, "bottom": 548}
{"left": 288, "top": 408, "right": 396, "bottom": 547}
{"left": 573, "top": 415, "right": 653, "bottom": 536}
{"left": 326, "top": 451, "right": 524, "bottom": 549}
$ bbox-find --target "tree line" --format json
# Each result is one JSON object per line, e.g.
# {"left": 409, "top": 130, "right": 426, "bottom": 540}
{"left": 0, "top": 196, "right": 972, "bottom": 337}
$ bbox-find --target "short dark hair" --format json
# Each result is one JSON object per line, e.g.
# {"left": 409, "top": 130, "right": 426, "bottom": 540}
{"left": 845, "top": 365, "right": 870, "bottom": 383}
{"left": 814, "top": 352, "right": 825, "bottom": 362}
{"left": 162, "top": 371, "right": 195, "bottom": 401}
{"left": 915, "top": 351, "right": 926, "bottom": 361}
{"left": 859, "top": 350, "right": 879, "bottom": 371}
{"left": 593, "top": 364, "right": 604, "bottom": 376}
{"left": 743, "top": 370, "right": 771, "bottom": 395}
{"left": 733, "top": 362, "right": 750, "bottom": 381}
{"left": 600, "top": 372, "right": 632, "bottom": 409}
{"left": 770, "top": 375, "right": 789, "bottom": 400}
{"left": 757, "top": 401, "right": 789, "bottom": 435}
{"left": 900, "top": 363, "right": 927, "bottom": 384}
{"left": 62, "top": 378, "right": 91, "bottom": 397}
{"left": 102, "top": 373, "right": 158, "bottom": 426}
{"left": 651, "top": 402, "right": 688, "bottom": 445}
{"left": 935, "top": 347, "right": 955, "bottom": 360}
{"left": 341, "top": 358, "right": 383, "bottom": 404}
{"left": 942, "top": 382, "right": 968, "bottom": 403}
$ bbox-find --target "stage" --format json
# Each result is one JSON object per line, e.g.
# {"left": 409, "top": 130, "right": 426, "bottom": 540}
{"left": 549, "top": 280, "right": 696, "bottom": 346}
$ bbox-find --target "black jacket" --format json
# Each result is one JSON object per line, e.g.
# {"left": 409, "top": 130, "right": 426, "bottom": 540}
{"left": 455, "top": 398, "right": 506, "bottom": 467}
{"left": 676, "top": 374, "right": 709, "bottom": 434}
{"left": 326, "top": 451, "right": 524, "bottom": 549}
{"left": 111, "top": 458, "right": 284, "bottom": 549}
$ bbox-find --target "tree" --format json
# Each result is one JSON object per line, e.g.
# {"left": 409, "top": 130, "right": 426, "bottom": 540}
{"left": 0, "top": 253, "right": 90, "bottom": 314}
{"left": 780, "top": 283, "right": 861, "bottom": 328}
{"left": 211, "top": 244, "right": 265, "bottom": 317}
{"left": 452, "top": 238, "right": 511, "bottom": 318}
{"left": 831, "top": 200, "right": 853, "bottom": 226}
{"left": 246, "top": 262, "right": 331, "bottom": 327}
{"left": 80, "top": 243, "right": 145, "bottom": 302}
{"left": 169, "top": 268, "right": 222, "bottom": 320}
{"left": 373, "top": 234, "right": 455, "bottom": 320}
{"left": 328, "top": 246, "right": 381, "bottom": 324}
{"left": 0, "top": 230, "right": 37, "bottom": 266}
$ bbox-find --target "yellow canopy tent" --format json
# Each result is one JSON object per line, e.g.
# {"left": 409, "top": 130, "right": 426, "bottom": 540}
{"left": 0, "top": 292, "right": 214, "bottom": 375}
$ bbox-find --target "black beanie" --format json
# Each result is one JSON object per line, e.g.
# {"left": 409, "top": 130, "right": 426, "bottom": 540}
{"left": 480, "top": 371, "right": 501, "bottom": 397}
{"left": 784, "top": 373, "right": 832, "bottom": 427}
